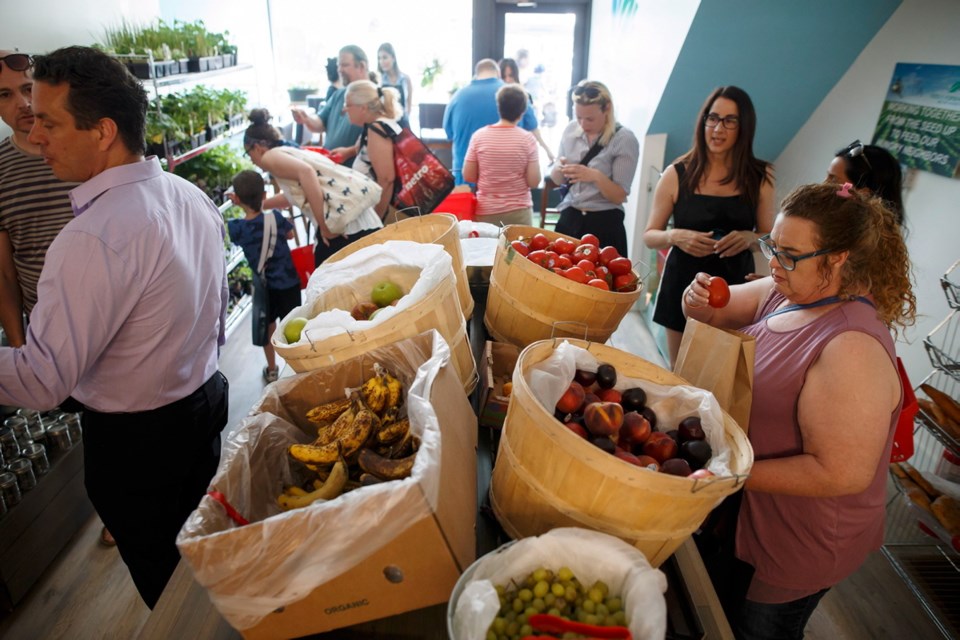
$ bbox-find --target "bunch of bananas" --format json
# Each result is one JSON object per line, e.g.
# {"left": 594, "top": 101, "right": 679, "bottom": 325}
{"left": 280, "top": 365, "right": 420, "bottom": 511}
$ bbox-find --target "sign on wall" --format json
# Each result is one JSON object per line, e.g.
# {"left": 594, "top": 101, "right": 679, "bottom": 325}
{"left": 872, "top": 63, "right": 960, "bottom": 179}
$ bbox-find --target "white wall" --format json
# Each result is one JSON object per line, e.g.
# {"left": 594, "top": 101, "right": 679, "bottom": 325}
{"left": 774, "top": 0, "right": 960, "bottom": 384}
{"left": 586, "top": 2, "right": 701, "bottom": 265}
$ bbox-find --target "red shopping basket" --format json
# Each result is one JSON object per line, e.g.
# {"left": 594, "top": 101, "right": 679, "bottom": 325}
{"left": 291, "top": 245, "right": 314, "bottom": 290}
{"left": 433, "top": 191, "right": 477, "bottom": 221}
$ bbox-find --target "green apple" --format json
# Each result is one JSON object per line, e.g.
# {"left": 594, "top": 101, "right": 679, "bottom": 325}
{"left": 370, "top": 281, "right": 404, "bottom": 307}
{"left": 283, "top": 316, "right": 309, "bottom": 343}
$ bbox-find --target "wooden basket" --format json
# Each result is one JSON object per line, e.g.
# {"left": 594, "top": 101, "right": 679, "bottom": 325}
{"left": 326, "top": 213, "right": 474, "bottom": 320}
{"left": 274, "top": 265, "right": 477, "bottom": 393}
{"left": 483, "top": 225, "right": 642, "bottom": 348}
{"left": 489, "top": 339, "right": 753, "bottom": 567}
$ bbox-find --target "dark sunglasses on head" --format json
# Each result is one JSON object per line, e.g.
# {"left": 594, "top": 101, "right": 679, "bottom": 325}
{"left": 840, "top": 139, "right": 872, "bottom": 170}
{"left": 573, "top": 85, "right": 601, "bottom": 100}
{"left": 0, "top": 53, "right": 33, "bottom": 72}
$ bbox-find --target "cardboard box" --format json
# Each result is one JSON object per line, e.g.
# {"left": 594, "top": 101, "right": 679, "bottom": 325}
{"left": 478, "top": 341, "right": 521, "bottom": 429}
{"left": 177, "top": 332, "right": 477, "bottom": 639}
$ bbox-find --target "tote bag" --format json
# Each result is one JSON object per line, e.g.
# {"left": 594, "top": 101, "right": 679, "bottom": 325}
{"left": 673, "top": 318, "right": 756, "bottom": 434}
{"left": 369, "top": 122, "right": 454, "bottom": 214}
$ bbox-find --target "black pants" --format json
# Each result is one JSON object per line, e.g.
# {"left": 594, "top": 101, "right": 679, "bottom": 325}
{"left": 82, "top": 371, "right": 228, "bottom": 609}
{"left": 554, "top": 206, "right": 628, "bottom": 256}
{"left": 314, "top": 227, "right": 379, "bottom": 267}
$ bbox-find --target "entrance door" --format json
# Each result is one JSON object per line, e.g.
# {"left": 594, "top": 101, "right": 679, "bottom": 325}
{"left": 494, "top": 1, "right": 590, "bottom": 155}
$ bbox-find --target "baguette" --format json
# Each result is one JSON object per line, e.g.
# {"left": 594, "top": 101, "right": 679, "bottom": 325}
{"left": 898, "top": 461, "right": 940, "bottom": 500}
{"left": 931, "top": 495, "right": 960, "bottom": 536}
{"left": 920, "top": 383, "right": 960, "bottom": 424}
{"left": 917, "top": 397, "right": 960, "bottom": 441}
{"left": 906, "top": 486, "right": 934, "bottom": 514}
{"left": 889, "top": 462, "right": 908, "bottom": 481}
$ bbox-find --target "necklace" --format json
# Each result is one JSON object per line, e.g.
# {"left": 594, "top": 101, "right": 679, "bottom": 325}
{"left": 763, "top": 295, "right": 874, "bottom": 321}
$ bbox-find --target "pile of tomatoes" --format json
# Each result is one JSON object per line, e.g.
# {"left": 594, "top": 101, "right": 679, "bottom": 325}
{"left": 510, "top": 233, "right": 639, "bottom": 293}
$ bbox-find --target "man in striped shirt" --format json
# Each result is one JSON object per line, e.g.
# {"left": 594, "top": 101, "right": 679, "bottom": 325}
{"left": 0, "top": 49, "right": 76, "bottom": 347}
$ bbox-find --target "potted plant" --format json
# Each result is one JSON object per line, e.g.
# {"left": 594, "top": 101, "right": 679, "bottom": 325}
{"left": 287, "top": 83, "right": 318, "bottom": 103}
{"left": 145, "top": 107, "right": 186, "bottom": 158}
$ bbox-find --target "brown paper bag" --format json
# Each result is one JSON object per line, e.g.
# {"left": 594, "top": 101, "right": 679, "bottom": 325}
{"left": 673, "top": 318, "right": 756, "bottom": 434}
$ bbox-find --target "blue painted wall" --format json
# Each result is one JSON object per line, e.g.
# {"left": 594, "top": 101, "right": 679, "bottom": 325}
{"left": 648, "top": 0, "right": 902, "bottom": 166}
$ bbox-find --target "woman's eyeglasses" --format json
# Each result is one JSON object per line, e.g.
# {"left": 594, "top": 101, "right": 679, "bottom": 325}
{"left": 572, "top": 84, "right": 605, "bottom": 105}
{"left": 704, "top": 113, "right": 739, "bottom": 130}
{"left": 758, "top": 234, "right": 835, "bottom": 271}
{"left": 840, "top": 139, "right": 872, "bottom": 170}
{"left": 0, "top": 53, "right": 33, "bottom": 73}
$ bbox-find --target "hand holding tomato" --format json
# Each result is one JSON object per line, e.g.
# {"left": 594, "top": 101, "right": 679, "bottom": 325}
{"left": 685, "top": 272, "right": 729, "bottom": 310}
{"left": 706, "top": 276, "right": 730, "bottom": 308}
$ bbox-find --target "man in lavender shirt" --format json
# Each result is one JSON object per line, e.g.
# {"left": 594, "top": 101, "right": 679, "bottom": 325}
{"left": 0, "top": 46, "right": 229, "bottom": 609}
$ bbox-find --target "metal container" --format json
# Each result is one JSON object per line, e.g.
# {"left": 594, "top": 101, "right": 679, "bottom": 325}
{"left": 8, "top": 458, "right": 36, "bottom": 493}
{"left": 0, "top": 426, "right": 20, "bottom": 462}
{"left": 45, "top": 423, "right": 73, "bottom": 458}
{"left": 22, "top": 442, "right": 50, "bottom": 478}
{"left": 0, "top": 471, "right": 22, "bottom": 508}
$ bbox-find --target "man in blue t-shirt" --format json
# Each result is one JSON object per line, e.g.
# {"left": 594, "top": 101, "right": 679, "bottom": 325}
{"left": 291, "top": 45, "right": 370, "bottom": 167}
{"left": 443, "top": 58, "right": 539, "bottom": 184}
{"left": 227, "top": 170, "right": 302, "bottom": 382}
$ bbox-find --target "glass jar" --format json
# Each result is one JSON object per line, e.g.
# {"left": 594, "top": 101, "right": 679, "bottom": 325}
{"left": 61, "top": 413, "right": 82, "bottom": 444}
{"left": 8, "top": 458, "right": 36, "bottom": 493}
{"left": 0, "top": 491, "right": 6, "bottom": 519}
{"left": 45, "top": 423, "right": 73, "bottom": 458}
{"left": 22, "top": 442, "right": 50, "bottom": 478}
{"left": 0, "top": 426, "right": 20, "bottom": 462}
{"left": 0, "top": 471, "right": 22, "bottom": 508}
{"left": 26, "top": 420, "right": 46, "bottom": 447}
{"left": 5, "top": 415, "right": 32, "bottom": 449}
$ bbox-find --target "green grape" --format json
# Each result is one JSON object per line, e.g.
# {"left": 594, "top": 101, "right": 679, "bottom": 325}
{"left": 588, "top": 587, "right": 604, "bottom": 604}
{"left": 532, "top": 597, "right": 546, "bottom": 612}
{"left": 584, "top": 613, "right": 600, "bottom": 626}
{"left": 605, "top": 615, "right": 618, "bottom": 627}
{"left": 565, "top": 586, "right": 578, "bottom": 602}
{"left": 524, "top": 606, "right": 538, "bottom": 617}
{"left": 582, "top": 598, "right": 596, "bottom": 614}
{"left": 596, "top": 603, "right": 609, "bottom": 617}
{"left": 506, "top": 621, "right": 519, "bottom": 636}
{"left": 512, "top": 597, "right": 524, "bottom": 613}
{"left": 547, "top": 607, "right": 561, "bottom": 617}
{"left": 544, "top": 593, "right": 556, "bottom": 607}
{"left": 613, "top": 610, "right": 627, "bottom": 625}
{"left": 605, "top": 596, "right": 622, "bottom": 614}
{"left": 557, "top": 566, "right": 574, "bottom": 582}
{"left": 495, "top": 583, "right": 506, "bottom": 596}
{"left": 505, "top": 610, "right": 517, "bottom": 622}
{"left": 492, "top": 617, "right": 507, "bottom": 634}
{"left": 532, "top": 568, "right": 548, "bottom": 583}
{"left": 516, "top": 613, "right": 527, "bottom": 626}
{"left": 551, "top": 582, "right": 566, "bottom": 598}
{"left": 576, "top": 609, "right": 588, "bottom": 623}
{"left": 593, "top": 580, "right": 609, "bottom": 597}
{"left": 533, "top": 580, "right": 549, "bottom": 598}
{"left": 519, "top": 624, "right": 533, "bottom": 637}
{"left": 518, "top": 588, "right": 533, "bottom": 603}
{"left": 485, "top": 631, "right": 496, "bottom": 640}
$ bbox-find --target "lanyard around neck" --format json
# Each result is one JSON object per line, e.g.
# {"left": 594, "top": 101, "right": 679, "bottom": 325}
{"left": 763, "top": 295, "right": 874, "bottom": 321}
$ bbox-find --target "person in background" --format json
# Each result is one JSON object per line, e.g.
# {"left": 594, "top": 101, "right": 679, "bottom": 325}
{"left": 499, "top": 58, "right": 554, "bottom": 163}
{"left": 644, "top": 85, "right": 775, "bottom": 367}
{"left": 827, "top": 139, "right": 905, "bottom": 226}
{"left": 343, "top": 80, "right": 406, "bottom": 224}
{"left": 323, "top": 56, "right": 341, "bottom": 103}
{"left": 443, "top": 58, "right": 540, "bottom": 185}
{"left": 290, "top": 44, "right": 369, "bottom": 166}
{"left": 550, "top": 80, "right": 639, "bottom": 256}
{"left": 0, "top": 46, "right": 228, "bottom": 608}
{"left": 377, "top": 43, "right": 413, "bottom": 119}
{"left": 227, "top": 170, "right": 300, "bottom": 383}
{"left": 682, "top": 181, "right": 915, "bottom": 639}
{"left": 244, "top": 109, "right": 381, "bottom": 266}
{"left": 462, "top": 83, "right": 540, "bottom": 227}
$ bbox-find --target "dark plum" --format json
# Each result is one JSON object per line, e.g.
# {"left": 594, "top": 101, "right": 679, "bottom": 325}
{"left": 620, "top": 387, "right": 647, "bottom": 413}
{"left": 596, "top": 363, "right": 617, "bottom": 390}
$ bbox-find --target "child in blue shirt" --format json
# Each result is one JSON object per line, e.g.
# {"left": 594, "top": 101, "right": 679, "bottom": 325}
{"left": 227, "top": 170, "right": 302, "bottom": 382}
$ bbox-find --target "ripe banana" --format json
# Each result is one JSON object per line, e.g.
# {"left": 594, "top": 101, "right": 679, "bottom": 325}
{"left": 283, "top": 485, "right": 309, "bottom": 497}
{"left": 358, "top": 447, "right": 417, "bottom": 480}
{"left": 305, "top": 397, "right": 352, "bottom": 425}
{"left": 383, "top": 371, "right": 403, "bottom": 410}
{"left": 358, "top": 369, "right": 388, "bottom": 415}
{"left": 386, "top": 430, "right": 419, "bottom": 459}
{"left": 277, "top": 456, "right": 348, "bottom": 510}
{"left": 289, "top": 402, "right": 379, "bottom": 465}
{"left": 314, "top": 400, "right": 357, "bottom": 445}
{"left": 376, "top": 416, "right": 409, "bottom": 446}
{"left": 359, "top": 473, "right": 384, "bottom": 486}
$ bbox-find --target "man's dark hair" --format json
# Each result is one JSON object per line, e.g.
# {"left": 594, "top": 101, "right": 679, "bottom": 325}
{"left": 232, "top": 170, "right": 265, "bottom": 211}
{"left": 32, "top": 46, "right": 147, "bottom": 155}
{"left": 497, "top": 84, "right": 528, "bottom": 122}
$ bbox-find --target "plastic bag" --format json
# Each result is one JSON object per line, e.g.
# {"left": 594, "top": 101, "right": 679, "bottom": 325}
{"left": 524, "top": 341, "right": 735, "bottom": 477}
{"left": 452, "top": 528, "right": 667, "bottom": 640}
{"left": 457, "top": 220, "right": 500, "bottom": 239}
{"left": 176, "top": 332, "right": 451, "bottom": 630}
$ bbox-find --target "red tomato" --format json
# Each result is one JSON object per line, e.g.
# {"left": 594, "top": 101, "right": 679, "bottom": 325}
{"left": 598, "top": 245, "right": 619, "bottom": 266}
{"left": 580, "top": 233, "right": 600, "bottom": 248}
{"left": 510, "top": 240, "right": 530, "bottom": 257}
{"left": 552, "top": 267, "right": 565, "bottom": 275}
{"left": 707, "top": 276, "right": 731, "bottom": 308}
{"left": 529, "top": 233, "right": 550, "bottom": 251}
{"left": 563, "top": 266, "right": 589, "bottom": 284}
{"left": 587, "top": 278, "right": 610, "bottom": 290}
{"left": 527, "top": 249, "right": 555, "bottom": 269}
{"left": 613, "top": 273, "right": 639, "bottom": 292}
{"left": 573, "top": 243, "right": 598, "bottom": 262}
{"left": 557, "top": 254, "right": 573, "bottom": 270}
{"left": 576, "top": 259, "right": 596, "bottom": 272}
{"left": 595, "top": 265, "right": 611, "bottom": 280}
{"left": 608, "top": 256, "right": 632, "bottom": 276}
{"left": 553, "top": 238, "right": 576, "bottom": 255}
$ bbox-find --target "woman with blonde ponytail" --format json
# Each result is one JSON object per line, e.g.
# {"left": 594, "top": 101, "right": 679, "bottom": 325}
{"left": 681, "top": 181, "right": 915, "bottom": 639}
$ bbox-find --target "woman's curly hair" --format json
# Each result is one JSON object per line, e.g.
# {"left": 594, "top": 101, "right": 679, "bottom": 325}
{"left": 780, "top": 182, "right": 916, "bottom": 334}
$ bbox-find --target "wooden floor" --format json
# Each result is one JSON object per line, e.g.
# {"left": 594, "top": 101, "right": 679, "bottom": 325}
{"left": 0, "top": 307, "right": 952, "bottom": 639}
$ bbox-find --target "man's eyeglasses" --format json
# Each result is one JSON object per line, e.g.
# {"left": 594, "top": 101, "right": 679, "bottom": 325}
{"left": 840, "top": 139, "right": 872, "bottom": 170}
{"left": 704, "top": 113, "right": 739, "bottom": 130}
{"left": 0, "top": 53, "right": 33, "bottom": 73}
{"left": 758, "top": 234, "right": 835, "bottom": 271}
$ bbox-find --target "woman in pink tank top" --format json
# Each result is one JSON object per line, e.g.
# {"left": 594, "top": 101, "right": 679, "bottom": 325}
{"left": 682, "top": 182, "right": 916, "bottom": 639}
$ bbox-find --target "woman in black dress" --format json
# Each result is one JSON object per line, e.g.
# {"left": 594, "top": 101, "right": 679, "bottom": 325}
{"left": 644, "top": 86, "right": 775, "bottom": 366}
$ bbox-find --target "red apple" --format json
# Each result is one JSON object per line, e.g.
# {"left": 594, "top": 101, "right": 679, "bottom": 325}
{"left": 643, "top": 432, "right": 678, "bottom": 463}
{"left": 556, "top": 381, "right": 586, "bottom": 414}
{"left": 583, "top": 401, "right": 624, "bottom": 438}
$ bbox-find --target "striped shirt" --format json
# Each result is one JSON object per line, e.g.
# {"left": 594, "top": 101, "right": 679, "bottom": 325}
{"left": 0, "top": 137, "right": 77, "bottom": 313}
{"left": 465, "top": 125, "right": 538, "bottom": 216}
{"left": 555, "top": 122, "right": 639, "bottom": 212}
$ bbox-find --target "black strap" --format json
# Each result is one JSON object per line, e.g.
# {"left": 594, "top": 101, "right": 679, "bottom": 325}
{"left": 579, "top": 123, "right": 622, "bottom": 167}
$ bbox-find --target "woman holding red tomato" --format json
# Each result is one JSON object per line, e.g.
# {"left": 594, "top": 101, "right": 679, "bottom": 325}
{"left": 643, "top": 86, "right": 775, "bottom": 366}
{"left": 682, "top": 182, "right": 915, "bottom": 639}
{"left": 549, "top": 80, "right": 639, "bottom": 257}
